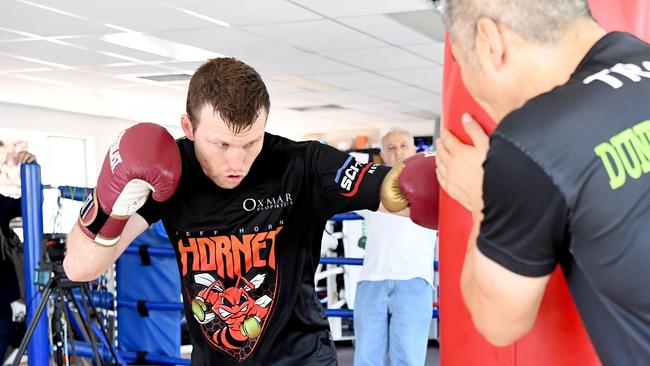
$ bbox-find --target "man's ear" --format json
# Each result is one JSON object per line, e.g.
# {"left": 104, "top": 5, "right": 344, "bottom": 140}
{"left": 474, "top": 17, "right": 507, "bottom": 74}
{"left": 181, "top": 114, "right": 195, "bottom": 141}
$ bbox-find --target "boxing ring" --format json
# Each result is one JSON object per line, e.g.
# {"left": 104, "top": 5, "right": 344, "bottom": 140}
{"left": 18, "top": 163, "right": 438, "bottom": 365}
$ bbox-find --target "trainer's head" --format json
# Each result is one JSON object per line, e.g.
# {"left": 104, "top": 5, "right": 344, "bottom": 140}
{"left": 181, "top": 57, "right": 270, "bottom": 189}
{"left": 442, "top": 0, "right": 603, "bottom": 121}
{"left": 380, "top": 128, "right": 417, "bottom": 166}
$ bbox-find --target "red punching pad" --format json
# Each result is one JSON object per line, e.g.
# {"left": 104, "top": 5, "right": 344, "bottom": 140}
{"left": 439, "top": 1, "right": 649, "bottom": 365}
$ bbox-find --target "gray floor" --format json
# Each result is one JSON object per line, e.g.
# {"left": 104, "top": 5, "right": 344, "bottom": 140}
{"left": 336, "top": 341, "right": 440, "bottom": 366}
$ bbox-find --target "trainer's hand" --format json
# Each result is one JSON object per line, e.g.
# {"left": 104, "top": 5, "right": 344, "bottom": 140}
{"left": 435, "top": 113, "right": 489, "bottom": 213}
{"left": 13, "top": 151, "right": 36, "bottom": 164}
{"left": 381, "top": 152, "right": 439, "bottom": 230}
{"left": 79, "top": 123, "right": 181, "bottom": 246}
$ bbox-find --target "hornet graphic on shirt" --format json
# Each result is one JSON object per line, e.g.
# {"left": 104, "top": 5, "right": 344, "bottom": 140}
{"left": 177, "top": 226, "right": 282, "bottom": 361}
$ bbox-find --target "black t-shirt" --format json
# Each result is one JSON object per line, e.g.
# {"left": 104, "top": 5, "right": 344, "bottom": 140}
{"left": 138, "top": 133, "right": 389, "bottom": 365}
{"left": 478, "top": 32, "right": 650, "bottom": 365}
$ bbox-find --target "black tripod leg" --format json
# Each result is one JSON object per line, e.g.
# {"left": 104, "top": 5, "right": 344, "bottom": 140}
{"left": 51, "top": 287, "right": 68, "bottom": 366}
{"left": 81, "top": 284, "right": 122, "bottom": 365}
{"left": 67, "top": 288, "right": 102, "bottom": 366}
{"left": 58, "top": 288, "right": 79, "bottom": 364}
{"left": 11, "top": 277, "right": 55, "bottom": 366}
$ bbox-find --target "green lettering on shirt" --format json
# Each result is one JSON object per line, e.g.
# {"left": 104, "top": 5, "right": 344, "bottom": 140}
{"left": 594, "top": 120, "right": 650, "bottom": 190}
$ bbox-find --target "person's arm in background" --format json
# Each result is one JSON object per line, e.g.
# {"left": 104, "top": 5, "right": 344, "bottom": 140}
{"left": 63, "top": 123, "right": 181, "bottom": 282}
{"left": 3, "top": 151, "right": 38, "bottom": 220}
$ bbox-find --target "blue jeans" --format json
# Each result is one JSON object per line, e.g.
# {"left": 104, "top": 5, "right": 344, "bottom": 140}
{"left": 353, "top": 278, "right": 433, "bottom": 366}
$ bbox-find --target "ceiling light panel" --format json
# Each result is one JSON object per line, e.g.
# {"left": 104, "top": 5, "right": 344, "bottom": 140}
{"left": 65, "top": 37, "right": 175, "bottom": 62}
{"left": 102, "top": 33, "right": 224, "bottom": 62}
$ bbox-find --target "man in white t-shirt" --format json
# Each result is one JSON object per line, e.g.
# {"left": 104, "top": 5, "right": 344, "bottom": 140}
{"left": 354, "top": 128, "right": 436, "bottom": 366}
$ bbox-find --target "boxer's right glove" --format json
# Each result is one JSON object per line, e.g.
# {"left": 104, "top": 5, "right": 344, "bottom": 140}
{"left": 79, "top": 123, "right": 182, "bottom": 246}
{"left": 380, "top": 152, "right": 439, "bottom": 230}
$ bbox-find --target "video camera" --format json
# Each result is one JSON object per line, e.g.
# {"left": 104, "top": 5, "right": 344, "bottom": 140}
{"left": 35, "top": 233, "right": 80, "bottom": 288}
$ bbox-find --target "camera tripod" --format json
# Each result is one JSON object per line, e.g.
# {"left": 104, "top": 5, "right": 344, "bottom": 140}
{"left": 11, "top": 262, "right": 122, "bottom": 366}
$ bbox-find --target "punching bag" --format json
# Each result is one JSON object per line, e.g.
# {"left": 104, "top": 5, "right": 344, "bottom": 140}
{"left": 438, "top": 1, "right": 650, "bottom": 365}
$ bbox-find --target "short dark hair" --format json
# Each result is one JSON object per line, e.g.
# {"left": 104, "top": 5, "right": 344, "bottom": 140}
{"left": 186, "top": 57, "right": 270, "bottom": 134}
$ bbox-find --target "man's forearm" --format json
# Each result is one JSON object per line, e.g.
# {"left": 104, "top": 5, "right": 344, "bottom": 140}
{"left": 63, "top": 214, "right": 149, "bottom": 281}
{"left": 460, "top": 211, "right": 547, "bottom": 346}
{"left": 63, "top": 223, "right": 120, "bottom": 281}
{"left": 460, "top": 212, "right": 516, "bottom": 345}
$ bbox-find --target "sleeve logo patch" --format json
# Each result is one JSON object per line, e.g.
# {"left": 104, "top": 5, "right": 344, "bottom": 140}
{"left": 335, "top": 155, "right": 378, "bottom": 197}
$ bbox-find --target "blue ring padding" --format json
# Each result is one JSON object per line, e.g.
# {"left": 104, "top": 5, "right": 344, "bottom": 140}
{"left": 319, "top": 257, "right": 438, "bottom": 271}
{"left": 329, "top": 212, "right": 364, "bottom": 221}
{"left": 57, "top": 185, "right": 93, "bottom": 201}
{"left": 72, "top": 341, "right": 190, "bottom": 365}
{"left": 118, "top": 300, "right": 184, "bottom": 312}
{"left": 325, "top": 308, "right": 354, "bottom": 318}
{"left": 325, "top": 308, "right": 439, "bottom": 319}
{"left": 73, "top": 291, "right": 115, "bottom": 310}
{"left": 320, "top": 257, "right": 364, "bottom": 266}
{"left": 124, "top": 246, "right": 176, "bottom": 257}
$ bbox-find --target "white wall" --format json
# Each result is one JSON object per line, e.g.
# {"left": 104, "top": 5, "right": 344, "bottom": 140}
{"left": 0, "top": 101, "right": 184, "bottom": 183}
{"left": 0, "top": 101, "right": 185, "bottom": 233}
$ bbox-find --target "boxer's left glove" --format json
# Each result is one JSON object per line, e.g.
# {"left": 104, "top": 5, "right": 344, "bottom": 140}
{"left": 380, "top": 152, "right": 439, "bottom": 230}
{"left": 79, "top": 123, "right": 181, "bottom": 246}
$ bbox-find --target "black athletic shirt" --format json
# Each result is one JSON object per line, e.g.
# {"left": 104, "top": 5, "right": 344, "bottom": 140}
{"left": 138, "top": 133, "right": 389, "bottom": 365}
{"left": 478, "top": 32, "right": 650, "bottom": 365}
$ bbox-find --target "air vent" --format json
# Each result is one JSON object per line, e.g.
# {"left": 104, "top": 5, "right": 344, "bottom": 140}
{"left": 138, "top": 73, "right": 192, "bottom": 82}
{"left": 289, "top": 104, "right": 345, "bottom": 112}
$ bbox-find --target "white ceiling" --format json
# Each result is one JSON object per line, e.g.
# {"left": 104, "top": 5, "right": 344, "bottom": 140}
{"left": 0, "top": 0, "right": 444, "bottom": 138}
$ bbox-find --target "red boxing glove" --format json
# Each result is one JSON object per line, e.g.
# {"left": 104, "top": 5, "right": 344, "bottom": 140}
{"left": 79, "top": 123, "right": 182, "bottom": 246}
{"left": 380, "top": 152, "right": 439, "bottom": 230}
